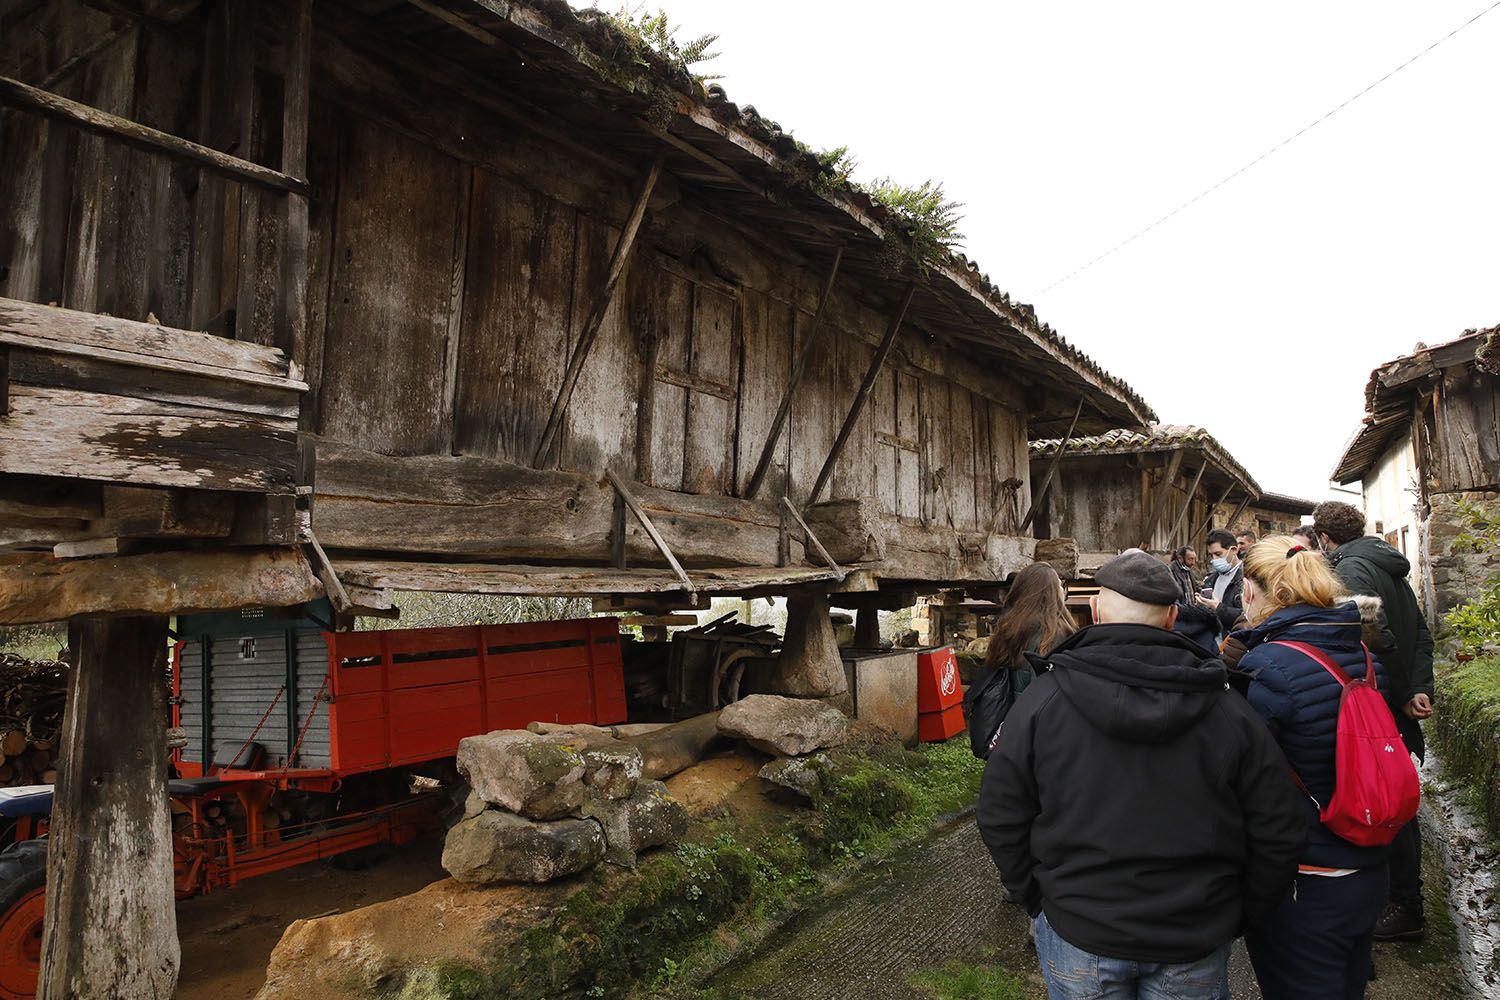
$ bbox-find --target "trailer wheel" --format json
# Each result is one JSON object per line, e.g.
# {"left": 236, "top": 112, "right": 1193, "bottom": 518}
{"left": 0, "top": 839, "right": 47, "bottom": 1000}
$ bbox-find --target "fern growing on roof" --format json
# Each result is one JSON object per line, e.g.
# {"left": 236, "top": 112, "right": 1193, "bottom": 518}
{"left": 866, "top": 178, "right": 965, "bottom": 277}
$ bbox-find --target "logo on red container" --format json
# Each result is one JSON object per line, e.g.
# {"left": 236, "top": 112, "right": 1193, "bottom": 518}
{"left": 940, "top": 661, "right": 957, "bottom": 697}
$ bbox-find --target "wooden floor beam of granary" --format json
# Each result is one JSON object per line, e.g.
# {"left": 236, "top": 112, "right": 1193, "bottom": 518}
{"left": 40, "top": 615, "right": 177, "bottom": 1000}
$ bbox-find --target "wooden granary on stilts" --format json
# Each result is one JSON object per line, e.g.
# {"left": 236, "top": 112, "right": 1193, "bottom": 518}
{"left": 1027, "top": 425, "right": 1260, "bottom": 578}
{"left": 0, "top": 1, "right": 1151, "bottom": 993}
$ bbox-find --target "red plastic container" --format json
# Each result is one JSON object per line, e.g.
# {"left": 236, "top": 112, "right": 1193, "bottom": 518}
{"left": 918, "top": 703, "right": 966, "bottom": 742}
{"left": 917, "top": 647, "right": 964, "bottom": 714}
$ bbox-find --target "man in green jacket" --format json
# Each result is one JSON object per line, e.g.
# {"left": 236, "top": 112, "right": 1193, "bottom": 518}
{"left": 1312, "top": 500, "right": 1435, "bottom": 941}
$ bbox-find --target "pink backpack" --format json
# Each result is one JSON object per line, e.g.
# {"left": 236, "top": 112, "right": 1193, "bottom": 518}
{"left": 1270, "top": 640, "right": 1421, "bottom": 847}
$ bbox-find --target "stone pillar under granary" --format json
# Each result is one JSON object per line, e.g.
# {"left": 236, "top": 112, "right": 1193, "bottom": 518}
{"left": 770, "top": 590, "right": 849, "bottom": 699}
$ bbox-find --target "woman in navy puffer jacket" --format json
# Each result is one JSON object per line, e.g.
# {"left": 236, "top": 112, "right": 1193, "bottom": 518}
{"left": 1231, "top": 536, "right": 1391, "bottom": 1000}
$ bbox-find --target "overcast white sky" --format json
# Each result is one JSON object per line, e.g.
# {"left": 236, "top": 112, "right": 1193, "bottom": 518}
{"left": 595, "top": 0, "right": 1500, "bottom": 502}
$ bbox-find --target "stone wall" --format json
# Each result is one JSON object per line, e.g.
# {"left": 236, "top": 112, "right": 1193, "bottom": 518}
{"left": 1423, "top": 490, "right": 1500, "bottom": 620}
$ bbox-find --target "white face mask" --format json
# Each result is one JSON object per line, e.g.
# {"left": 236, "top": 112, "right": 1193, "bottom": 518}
{"left": 1210, "top": 556, "right": 1232, "bottom": 574}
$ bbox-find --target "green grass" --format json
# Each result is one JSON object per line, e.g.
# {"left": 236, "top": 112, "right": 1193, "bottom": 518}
{"left": 909, "top": 958, "right": 1027, "bottom": 1000}
{"left": 420, "top": 737, "right": 984, "bottom": 1000}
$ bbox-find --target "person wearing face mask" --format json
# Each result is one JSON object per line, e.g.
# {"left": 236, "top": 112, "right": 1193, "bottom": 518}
{"left": 1196, "top": 529, "right": 1244, "bottom": 633}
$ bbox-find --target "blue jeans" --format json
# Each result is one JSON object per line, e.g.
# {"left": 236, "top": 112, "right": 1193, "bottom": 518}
{"left": 1033, "top": 912, "right": 1230, "bottom": 1000}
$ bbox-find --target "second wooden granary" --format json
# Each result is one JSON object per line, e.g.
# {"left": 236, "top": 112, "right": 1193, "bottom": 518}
{"left": 1028, "top": 424, "right": 1260, "bottom": 576}
{"left": 0, "top": 2, "right": 1152, "bottom": 992}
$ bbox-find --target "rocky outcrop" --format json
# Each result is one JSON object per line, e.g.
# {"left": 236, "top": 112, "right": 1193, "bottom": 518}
{"left": 457, "top": 731, "right": 588, "bottom": 820}
{"left": 581, "top": 780, "right": 690, "bottom": 868}
{"left": 718, "top": 694, "right": 848, "bottom": 756}
{"left": 442, "top": 810, "right": 605, "bottom": 885}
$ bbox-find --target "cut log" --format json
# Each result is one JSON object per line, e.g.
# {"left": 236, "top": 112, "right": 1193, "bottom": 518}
{"left": 0, "top": 730, "right": 26, "bottom": 757}
{"left": 40, "top": 615, "right": 178, "bottom": 999}
{"left": 0, "top": 546, "right": 320, "bottom": 625}
{"left": 621, "top": 713, "right": 725, "bottom": 781}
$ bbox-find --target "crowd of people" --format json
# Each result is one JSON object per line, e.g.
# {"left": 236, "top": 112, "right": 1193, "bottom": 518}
{"left": 972, "top": 500, "right": 1436, "bottom": 1000}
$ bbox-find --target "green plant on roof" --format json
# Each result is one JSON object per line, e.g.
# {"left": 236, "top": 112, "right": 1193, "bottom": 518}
{"left": 604, "top": 5, "right": 721, "bottom": 82}
{"left": 866, "top": 178, "right": 965, "bottom": 276}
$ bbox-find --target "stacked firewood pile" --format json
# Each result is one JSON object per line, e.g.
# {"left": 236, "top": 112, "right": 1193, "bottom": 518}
{"left": 0, "top": 652, "right": 68, "bottom": 787}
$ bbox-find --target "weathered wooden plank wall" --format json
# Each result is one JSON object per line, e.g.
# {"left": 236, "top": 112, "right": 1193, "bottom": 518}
{"left": 1, "top": 3, "right": 1042, "bottom": 570}
{"left": 1432, "top": 368, "right": 1500, "bottom": 492}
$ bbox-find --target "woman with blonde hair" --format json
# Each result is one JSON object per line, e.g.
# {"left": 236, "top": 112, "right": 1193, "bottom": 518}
{"left": 1232, "top": 536, "right": 1391, "bottom": 1000}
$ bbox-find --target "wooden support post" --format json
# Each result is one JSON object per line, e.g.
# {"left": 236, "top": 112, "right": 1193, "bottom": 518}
{"left": 1140, "top": 450, "right": 1185, "bottom": 549}
{"left": 533, "top": 153, "right": 665, "bottom": 467}
{"left": 1199, "top": 480, "right": 1236, "bottom": 537}
{"left": 771, "top": 590, "right": 848, "bottom": 698}
{"left": 807, "top": 281, "right": 916, "bottom": 505}
{"left": 854, "top": 605, "right": 881, "bottom": 649}
{"left": 1165, "top": 460, "right": 1208, "bottom": 552}
{"left": 40, "top": 615, "right": 178, "bottom": 999}
{"left": 1019, "top": 397, "right": 1085, "bottom": 533}
{"left": 781, "top": 496, "right": 844, "bottom": 580}
{"left": 606, "top": 468, "right": 694, "bottom": 596}
{"left": 277, "top": 0, "right": 313, "bottom": 374}
{"left": 0, "top": 344, "right": 8, "bottom": 416}
{"left": 0, "top": 75, "right": 308, "bottom": 195}
{"left": 744, "top": 246, "right": 843, "bottom": 499}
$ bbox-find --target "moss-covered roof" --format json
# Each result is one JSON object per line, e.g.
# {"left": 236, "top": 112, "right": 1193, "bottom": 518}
{"left": 1029, "top": 424, "right": 1261, "bottom": 496}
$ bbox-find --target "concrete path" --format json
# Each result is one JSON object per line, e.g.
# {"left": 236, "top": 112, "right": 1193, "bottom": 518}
{"left": 706, "top": 818, "right": 1467, "bottom": 999}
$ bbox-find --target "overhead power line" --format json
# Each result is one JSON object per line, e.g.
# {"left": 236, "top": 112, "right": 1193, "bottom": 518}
{"left": 1037, "top": 0, "right": 1500, "bottom": 295}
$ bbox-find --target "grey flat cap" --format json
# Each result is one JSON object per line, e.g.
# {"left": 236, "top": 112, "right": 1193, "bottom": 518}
{"left": 1095, "top": 548, "right": 1180, "bottom": 606}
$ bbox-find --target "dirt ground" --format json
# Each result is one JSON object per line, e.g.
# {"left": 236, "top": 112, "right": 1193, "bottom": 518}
{"left": 173, "top": 835, "right": 447, "bottom": 1000}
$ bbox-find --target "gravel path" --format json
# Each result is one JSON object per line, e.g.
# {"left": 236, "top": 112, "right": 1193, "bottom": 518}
{"left": 707, "top": 816, "right": 1468, "bottom": 999}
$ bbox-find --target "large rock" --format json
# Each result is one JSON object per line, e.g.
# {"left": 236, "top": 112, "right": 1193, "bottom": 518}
{"left": 441, "top": 810, "right": 604, "bottom": 885}
{"left": 456, "top": 730, "right": 587, "bottom": 819}
{"left": 717, "top": 694, "right": 849, "bottom": 756}
{"left": 758, "top": 753, "right": 828, "bottom": 800}
{"left": 580, "top": 744, "right": 643, "bottom": 800}
{"left": 581, "top": 779, "right": 690, "bottom": 868}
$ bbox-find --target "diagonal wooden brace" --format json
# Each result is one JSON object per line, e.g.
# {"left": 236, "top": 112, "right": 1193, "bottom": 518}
{"left": 534, "top": 152, "right": 665, "bottom": 467}
{"left": 744, "top": 246, "right": 843, "bottom": 499}
{"left": 807, "top": 281, "right": 916, "bottom": 506}
{"left": 606, "top": 468, "right": 695, "bottom": 596}
{"left": 1019, "top": 397, "right": 1085, "bottom": 533}
{"left": 781, "top": 497, "right": 845, "bottom": 581}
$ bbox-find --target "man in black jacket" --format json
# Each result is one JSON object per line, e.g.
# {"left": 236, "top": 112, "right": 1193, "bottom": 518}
{"left": 1196, "top": 528, "right": 1245, "bottom": 632}
{"left": 977, "top": 549, "right": 1304, "bottom": 999}
{"left": 1313, "top": 500, "right": 1436, "bottom": 941}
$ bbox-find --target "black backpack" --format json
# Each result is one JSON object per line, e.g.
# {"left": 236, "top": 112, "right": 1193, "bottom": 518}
{"left": 962, "top": 664, "right": 1014, "bottom": 759}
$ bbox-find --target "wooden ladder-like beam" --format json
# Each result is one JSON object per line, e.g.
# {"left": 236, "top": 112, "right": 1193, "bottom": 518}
{"left": 534, "top": 153, "right": 665, "bottom": 467}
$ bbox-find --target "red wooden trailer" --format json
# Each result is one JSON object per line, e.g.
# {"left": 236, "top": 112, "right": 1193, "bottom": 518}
{"left": 0, "top": 615, "right": 627, "bottom": 998}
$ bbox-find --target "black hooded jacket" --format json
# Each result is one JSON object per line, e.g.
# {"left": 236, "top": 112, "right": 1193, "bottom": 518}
{"left": 1327, "top": 535, "right": 1435, "bottom": 709}
{"left": 976, "top": 623, "right": 1305, "bottom": 963}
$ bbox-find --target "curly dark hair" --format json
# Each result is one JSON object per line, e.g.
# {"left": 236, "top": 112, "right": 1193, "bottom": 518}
{"left": 1311, "top": 500, "right": 1366, "bottom": 544}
